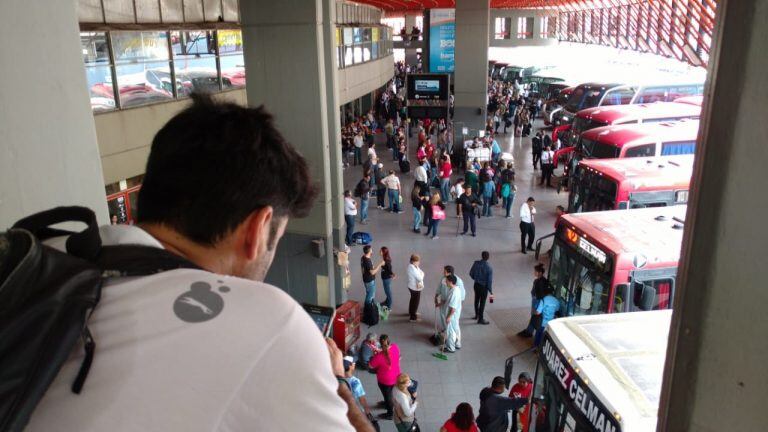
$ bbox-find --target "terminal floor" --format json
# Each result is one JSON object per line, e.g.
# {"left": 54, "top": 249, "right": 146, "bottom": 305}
{"left": 342, "top": 121, "right": 566, "bottom": 431}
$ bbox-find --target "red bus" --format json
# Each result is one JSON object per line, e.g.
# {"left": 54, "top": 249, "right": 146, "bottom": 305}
{"left": 568, "top": 155, "right": 693, "bottom": 213}
{"left": 548, "top": 205, "right": 686, "bottom": 316}
{"left": 578, "top": 119, "right": 699, "bottom": 161}
{"left": 567, "top": 101, "right": 701, "bottom": 148}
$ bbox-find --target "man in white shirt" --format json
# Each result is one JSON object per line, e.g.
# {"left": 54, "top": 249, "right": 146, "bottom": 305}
{"left": 344, "top": 190, "right": 358, "bottom": 246}
{"left": 520, "top": 197, "right": 537, "bottom": 254}
{"left": 353, "top": 132, "right": 364, "bottom": 166}
{"left": 539, "top": 145, "right": 555, "bottom": 188}
{"left": 381, "top": 170, "right": 402, "bottom": 213}
{"left": 27, "top": 94, "right": 371, "bottom": 432}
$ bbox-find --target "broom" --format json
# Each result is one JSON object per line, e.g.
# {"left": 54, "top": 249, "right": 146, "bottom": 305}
{"left": 431, "top": 308, "right": 449, "bottom": 360}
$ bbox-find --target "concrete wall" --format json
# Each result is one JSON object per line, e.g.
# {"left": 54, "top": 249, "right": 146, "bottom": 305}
{"left": 658, "top": 0, "right": 768, "bottom": 429}
{"left": 453, "top": 0, "right": 490, "bottom": 132}
{"left": 95, "top": 90, "right": 247, "bottom": 185}
{"left": 489, "top": 9, "right": 557, "bottom": 48}
{"left": 0, "top": 0, "right": 108, "bottom": 227}
{"left": 336, "top": 54, "right": 394, "bottom": 105}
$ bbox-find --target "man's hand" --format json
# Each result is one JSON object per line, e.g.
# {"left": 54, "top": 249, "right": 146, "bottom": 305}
{"left": 326, "top": 338, "right": 344, "bottom": 377}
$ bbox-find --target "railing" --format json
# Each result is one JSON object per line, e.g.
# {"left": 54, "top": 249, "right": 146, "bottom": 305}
{"left": 534, "top": 232, "right": 556, "bottom": 261}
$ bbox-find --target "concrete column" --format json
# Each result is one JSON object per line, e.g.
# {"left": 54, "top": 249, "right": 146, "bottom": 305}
{"left": 453, "top": 0, "right": 490, "bottom": 132}
{"left": 404, "top": 13, "right": 419, "bottom": 68}
{"left": 658, "top": 0, "right": 768, "bottom": 429}
{"left": 240, "top": 0, "right": 336, "bottom": 307}
{"left": 0, "top": 0, "right": 108, "bottom": 228}
{"left": 321, "top": 0, "right": 347, "bottom": 305}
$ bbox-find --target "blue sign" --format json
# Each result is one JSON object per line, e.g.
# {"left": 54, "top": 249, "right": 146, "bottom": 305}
{"left": 429, "top": 9, "right": 455, "bottom": 73}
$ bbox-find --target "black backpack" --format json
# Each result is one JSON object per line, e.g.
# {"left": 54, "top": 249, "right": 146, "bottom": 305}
{"left": 361, "top": 300, "right": 379, "bottom": 327}
{"left": 0, "top": 207, "right": 199, "bottom": 432}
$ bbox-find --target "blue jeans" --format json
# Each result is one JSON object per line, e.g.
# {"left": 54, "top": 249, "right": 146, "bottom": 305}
{"left": 360, "top": 198, "right": 369, "bottom": 222}
{"left": 503, "top": 192, "right": 516, "bottom": 217}
{"left": 427, "top": 219, "right": 441, "bottom": 237}
{"left": 344, "top": 214, "right": 355, "bottom": 245}
{"left": 482, "top": 195, "right": 493, "bottom": 217}
{"left": 440, "top": 178, "right": 451, "bottom": 202}
{"left": 382, "top": 278, "right": 393, "bottom": 309}
{"left": 364, "top": 280, "right": 376, "bottom": 305}
{"left": 412, "top": 207, "right": 422, "bottom": 230}
{"left": 387, "top": 189, "right": 400, "bottom": 212}
{"left": 353, "top": 147, "right": 362, "bottom": 165}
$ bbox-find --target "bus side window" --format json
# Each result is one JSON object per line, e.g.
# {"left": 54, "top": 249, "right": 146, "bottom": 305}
{"left": 632, "top": 279, "right": 674, "bottom": 311}
{"left": 612, "top": 284, "right": 628, "bottom": 312}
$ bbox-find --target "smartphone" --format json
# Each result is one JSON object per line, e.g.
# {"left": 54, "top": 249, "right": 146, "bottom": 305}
{"left": 302, "top": 303, "right": 337, "bottom": 337}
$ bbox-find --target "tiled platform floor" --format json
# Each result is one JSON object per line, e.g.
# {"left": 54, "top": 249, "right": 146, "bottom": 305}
{"left": 342, "top": 120, "right": 565, "bottom": 431}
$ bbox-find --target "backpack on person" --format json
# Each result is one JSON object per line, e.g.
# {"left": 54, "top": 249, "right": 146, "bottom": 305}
{"left": 362, "top": 300, "right": 380, "bottom": 327}
{"left": 0, "top": 207, "right": 199, "bottom": 432}
{"left": 399, "top": 158, "right": 411, "bottom": 174}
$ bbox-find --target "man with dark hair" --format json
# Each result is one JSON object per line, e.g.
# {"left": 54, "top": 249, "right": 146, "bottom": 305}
{"left": 518, "top": 263, "right": 549, "bottom": 338}
{"left": 469, "top": 251, "right": 494, "bottom": 325}
{"left": 520, "top": 197, "right": 536, "bottom": 254}
{"left": 344, "top": 190, "right": 357, "bottom": 246}
{"left": 28, "top": 94, "right": 371, "bottom": 431}
{"left": 457, "top": 186, "right": 481, "bottom": 236}
{"left": 477, "top": 376, "right": 527, "bottom": 432}
{"left": 354, "top": 174, "right": 371, "bottom": 225}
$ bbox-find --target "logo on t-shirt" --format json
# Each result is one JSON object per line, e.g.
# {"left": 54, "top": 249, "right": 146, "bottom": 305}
{"left": 173, "top": 281, "right": 227, "bottom": 323}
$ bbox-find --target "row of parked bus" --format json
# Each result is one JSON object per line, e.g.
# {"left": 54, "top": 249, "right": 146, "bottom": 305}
{"left": 507, "top": 78, "right": 704, "bottom": 431}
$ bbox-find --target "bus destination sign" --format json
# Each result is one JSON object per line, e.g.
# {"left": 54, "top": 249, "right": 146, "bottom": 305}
{"left": 540, "top": 334, "right": 621, "bottom": 432}
{"left": 565, "top": 227, "right": 608, "bottom": 264}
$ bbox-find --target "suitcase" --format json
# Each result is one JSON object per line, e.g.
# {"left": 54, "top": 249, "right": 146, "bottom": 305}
{"left": 352, "top": 232, "right": 372, "bottom": 245}
{"left": 399, "top": 159, "right": 411, "bottom": 173}
{"left": 362, "top": 300, "right": 380, "bottom": 327}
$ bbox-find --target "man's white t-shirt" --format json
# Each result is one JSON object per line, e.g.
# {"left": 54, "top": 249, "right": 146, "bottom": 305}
{"left": 28, "top": 225, "right": 354, "bottom": 432}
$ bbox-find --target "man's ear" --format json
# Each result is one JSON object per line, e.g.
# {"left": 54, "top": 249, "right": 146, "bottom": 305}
{"left": 242, "top": 206, "right": 273, "bottom": 260}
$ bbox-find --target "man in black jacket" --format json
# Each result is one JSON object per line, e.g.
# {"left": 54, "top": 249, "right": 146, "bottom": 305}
{"left": 532, "top": 132, "right": 543, "bottom": 170}
{"left": 518, "top": 263, "right": 549, "bottom": 338}
{"left": 469, "top": 251, "right": 494, "bottom": 325}
{"left": 477, "top": 377, "right": 527, "bottom": 432}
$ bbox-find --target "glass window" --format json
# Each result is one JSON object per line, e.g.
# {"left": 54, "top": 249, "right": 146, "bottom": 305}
{"left": 111, "top": 31, "right": 173, "bottom": 108}
{"left": 624, "top": 143, "right": 656, "bottom": 157}
{"left": 613, "top": 284, "right": 629, "bottom": 312}
{"left": 632, "top": 279, "right": 674, "bottom": 311}
{"left": 353, "top": 45, "right": 363, "bottom": 63}
{"left": 363, "top": 43, "right": 371, "bottom": 62}
{"left": 601, "top": 87, "right": 637, "bottom": 106}
{"left": 661, "top": 140, "right": 696, "bottom": 155}
{"left": 81, "top": 32, "right": 116, "bottom": 112}
{"left": 218, "top": 29, "right": 245, "bottom": 88}
{"left": 171, "top": 31, "right": 219, "bottom": 96}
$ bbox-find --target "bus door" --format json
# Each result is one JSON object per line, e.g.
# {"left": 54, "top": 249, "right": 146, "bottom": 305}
{"left": 549, "top": 241, "right": 611, "bottom": 316}
{"left": 614, "top": 268, "right": 676, "bottom": 311}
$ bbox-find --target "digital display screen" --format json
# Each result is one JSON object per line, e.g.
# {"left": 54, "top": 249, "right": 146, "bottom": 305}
{"left": 407, "top": 74, "right": 449, "bottom": 100}
{"left": 414, "top": 79, "right": 440, "bottom": 93}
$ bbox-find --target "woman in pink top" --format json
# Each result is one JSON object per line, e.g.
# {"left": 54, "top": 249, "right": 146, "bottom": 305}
{"left": 368, "top": 334, "right": 401, "bottom": 420}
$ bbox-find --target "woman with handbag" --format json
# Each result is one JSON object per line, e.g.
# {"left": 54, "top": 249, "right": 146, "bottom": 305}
{"left": 392, "top": 374, "right": 419, "bottom": 432}
{"left": 426, "top": 193, "right": 446, "bottom": 239}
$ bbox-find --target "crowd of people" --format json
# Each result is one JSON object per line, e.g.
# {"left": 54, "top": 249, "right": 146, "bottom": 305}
{"left": 336, "top": 66, "right": 575, "bottom": 431}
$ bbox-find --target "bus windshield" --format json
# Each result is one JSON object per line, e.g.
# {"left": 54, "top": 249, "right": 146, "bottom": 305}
{"left": 580, "top": 138, "right": 620, "bottom": 159}
{"left": 549, "top": 239, "right": 612, "bottom": 316}
{"left": 568, "top": 169, "right": 618, "bottom": 212}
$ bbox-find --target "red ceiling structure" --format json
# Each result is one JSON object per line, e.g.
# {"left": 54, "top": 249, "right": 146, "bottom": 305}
{"left": 354, "top": 0, "right": 718, "bottom": 67}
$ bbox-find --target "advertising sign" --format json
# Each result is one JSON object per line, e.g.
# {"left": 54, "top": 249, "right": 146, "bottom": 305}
{"left": 429, "top": 9, "right": 455, "bottom": 73}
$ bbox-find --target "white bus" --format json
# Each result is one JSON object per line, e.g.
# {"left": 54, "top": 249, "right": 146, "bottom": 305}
{"left": 509, "top": 311, "right": 671, "bottom": 432}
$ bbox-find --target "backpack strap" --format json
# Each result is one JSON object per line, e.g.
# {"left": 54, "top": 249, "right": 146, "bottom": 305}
{"left": 12, "top": 206, "right": 101, "bottom": 260}
{"left": 97, "top": 245, "right": 202, "bottom": 277}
